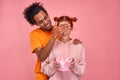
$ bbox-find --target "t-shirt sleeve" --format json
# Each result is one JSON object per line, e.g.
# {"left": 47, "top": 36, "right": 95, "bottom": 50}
{"left": 30, "top": 32, "right": 42, "bottom": 53}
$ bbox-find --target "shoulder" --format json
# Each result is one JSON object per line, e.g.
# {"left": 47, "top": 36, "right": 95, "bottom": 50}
{"left": 30, "top": 28, "right": 41, "bottom": 34}
{"left": 29, "top": 28, "right": 43, "bottom": 37}
{"left": 71, "top": 41, "right": 84, "bottom": 49}
{"left": 72, "top": 38, "right": 82, "bottom": 45}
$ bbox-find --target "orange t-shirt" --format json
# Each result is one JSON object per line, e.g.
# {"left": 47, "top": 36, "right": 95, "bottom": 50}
{"left": 30, "top": 28, "right": 54, "bottom": 80}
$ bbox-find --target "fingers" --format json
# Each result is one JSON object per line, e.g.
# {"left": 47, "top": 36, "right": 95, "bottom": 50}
{"left": 53, "top": 59, "right": 60, "bottom": 69}
{"left": 73, "top": 39, "right": 82, "bottom": 45}
{"left": 60, "top": 24, "right": 70, "bottom": 29}
{"left": 53, "top": 23, "right": 71, "bottom": 38}
{"left": 58, "top": 24, "right": 71, "bottom": 35}
{"left": 71, "top": 58, "right": 75, "bottom": 65}
{"left": 52, "top": 25, "right": 59, "bottom": 39}
{"left": 69, "top": 58, "right": 75, "bottom": 69}
{"left": 54, "top": 21, "right": 58, "bottom": 28}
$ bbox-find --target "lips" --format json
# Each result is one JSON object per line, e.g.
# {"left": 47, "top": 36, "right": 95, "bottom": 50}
{"left": 61, "top": 31, "right": 69, "bottom": 37}
{"left": 46, "top": 24, "right": 51, "bottom": 29}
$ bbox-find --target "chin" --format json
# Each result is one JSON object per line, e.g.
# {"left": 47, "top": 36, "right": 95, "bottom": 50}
{"left": 62, "top": 36, "right": 69, "bottom": 39}
{"left": 48, "top": 27, "right": 53, "bottom": 31}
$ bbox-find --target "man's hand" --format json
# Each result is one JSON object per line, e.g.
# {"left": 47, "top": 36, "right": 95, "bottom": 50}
{"left": 53, "top": 22, "right": 70, "bottom": 39}
{"left": 73, "top": 39, "right": 82, "bottom": 45}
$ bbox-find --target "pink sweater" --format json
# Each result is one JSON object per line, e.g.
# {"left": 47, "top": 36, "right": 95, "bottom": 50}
{"left": 41, "top": 40, "right": 86, "bottom": 80}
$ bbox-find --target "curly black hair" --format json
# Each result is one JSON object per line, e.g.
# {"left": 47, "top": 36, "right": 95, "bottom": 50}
{"left": 23, "top": 2, "right": 48, "bottom": 25}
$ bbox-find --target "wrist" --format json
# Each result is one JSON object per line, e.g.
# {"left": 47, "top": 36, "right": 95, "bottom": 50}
{"left": 50, "top": 36, "right": 57, "bottom": 42}
{"left": 52, "top": 35, "right": 58, "bottom": 39}
{"left": 53, "top": 36, "right": 57, "bottom": 39}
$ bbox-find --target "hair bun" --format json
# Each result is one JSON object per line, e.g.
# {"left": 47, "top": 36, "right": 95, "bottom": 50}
{"left": 71, "top": 17, "right": 77, "bottom": 22}
{"left": 54, "top": 17, "right": 59, "bottom": 21}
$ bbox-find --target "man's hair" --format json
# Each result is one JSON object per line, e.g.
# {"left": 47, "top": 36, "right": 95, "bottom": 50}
{"left": 23, "top": 2, "right": 48, "bottom": 25}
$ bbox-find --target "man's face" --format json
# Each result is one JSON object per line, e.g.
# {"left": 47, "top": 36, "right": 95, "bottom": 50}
{"left": 34, "top": 11, "right": 52, "bottom": 32}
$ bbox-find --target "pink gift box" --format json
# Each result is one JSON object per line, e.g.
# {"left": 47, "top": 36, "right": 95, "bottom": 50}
{"left": 56, "top": 57, "right": 72, "bottom": 71}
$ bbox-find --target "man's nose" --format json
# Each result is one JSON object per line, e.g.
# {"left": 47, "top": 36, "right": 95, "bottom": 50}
{"left": 43, "top": 20, "right": 48, "bottom": 24}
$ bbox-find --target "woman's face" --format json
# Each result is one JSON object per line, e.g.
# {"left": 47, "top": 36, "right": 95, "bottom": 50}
{"left": 59, "top": 21, "right": 72, "bottom": 37}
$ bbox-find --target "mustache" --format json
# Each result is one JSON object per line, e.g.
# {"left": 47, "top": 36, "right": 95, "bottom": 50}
{"left": 44, "top": 21, "right": 51, "bottom": 26}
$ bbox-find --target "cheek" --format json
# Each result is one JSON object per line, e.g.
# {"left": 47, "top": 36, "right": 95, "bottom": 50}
{"left": 39, "top": 24, "right": 45, "bottom": 29}
{"left": 47, "top": 18, "right": 51, "bottom": 22}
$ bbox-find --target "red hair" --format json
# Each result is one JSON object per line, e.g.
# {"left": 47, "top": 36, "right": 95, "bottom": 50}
{"left": 54, "top": 16, "right": 77, "bottom": 29}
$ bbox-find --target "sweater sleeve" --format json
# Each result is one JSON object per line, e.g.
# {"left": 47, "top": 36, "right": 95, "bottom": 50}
{"left": 41, "top": 55, "right": 56, "bottom": 77}
{"left": 71, "top": 45, "right": 86, "bottom": 76}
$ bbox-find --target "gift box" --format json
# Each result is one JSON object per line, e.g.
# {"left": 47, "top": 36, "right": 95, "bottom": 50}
{"left": 56, "top": 57, "right": 72, "bottom": 71}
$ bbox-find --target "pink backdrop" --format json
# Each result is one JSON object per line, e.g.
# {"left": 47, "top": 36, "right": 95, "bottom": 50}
{"left": 0, "top": 0, "right": 120, "bottom": 80}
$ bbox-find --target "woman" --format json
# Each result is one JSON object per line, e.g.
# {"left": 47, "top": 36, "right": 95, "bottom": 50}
{"left": 41, "top": 16, "right": 86, "bottom": 80}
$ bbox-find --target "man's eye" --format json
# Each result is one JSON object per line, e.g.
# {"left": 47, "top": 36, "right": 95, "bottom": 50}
{"left": 44, "top": 16, "right": 48, "bottom": 19}
{"left": 38, "top": 21, "right": 43, "bottom": 24}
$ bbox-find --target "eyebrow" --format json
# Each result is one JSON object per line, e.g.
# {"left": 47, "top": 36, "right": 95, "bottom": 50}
{"left": 38, "top": 15, "right": 48, "bottom": 22}
{"left": 39, "top": 16, "right": 45, "bottom": 21}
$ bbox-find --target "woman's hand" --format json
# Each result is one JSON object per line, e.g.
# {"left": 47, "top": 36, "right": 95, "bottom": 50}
{"left": 53, "top": 58, "right": 60, "bottom": 69}
{"left": 69, "top": 58, "right": 75, "bottom": 70}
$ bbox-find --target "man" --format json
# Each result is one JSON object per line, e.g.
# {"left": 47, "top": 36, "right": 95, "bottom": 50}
{"left": 23, "top": 2, "right": 81, "bottom": 80}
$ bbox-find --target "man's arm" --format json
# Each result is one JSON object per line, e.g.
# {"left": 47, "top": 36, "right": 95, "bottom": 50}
{"left": 35, "top": 36, "right": 56, "bottom": 62}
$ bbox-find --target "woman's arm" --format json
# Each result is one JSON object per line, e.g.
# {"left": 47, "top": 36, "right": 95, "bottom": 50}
{"left": 71, "top": 45, "right": 86, "bottom": 76}
{"left": 41, "top": 58, "right": 57, "bottom": 77}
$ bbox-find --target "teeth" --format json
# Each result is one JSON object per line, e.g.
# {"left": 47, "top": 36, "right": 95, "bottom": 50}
{"left": 46, "top": 25, "right": 49, "bottom": 27}
{"left": 46, "top": 25, "right": 51, "bottom": 29}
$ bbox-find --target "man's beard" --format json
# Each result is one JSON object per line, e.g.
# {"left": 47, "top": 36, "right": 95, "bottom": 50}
{"left": 48, "top": 26, "right": 53, "bottom": 31}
